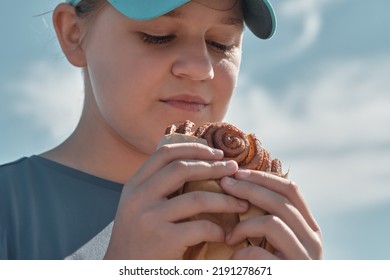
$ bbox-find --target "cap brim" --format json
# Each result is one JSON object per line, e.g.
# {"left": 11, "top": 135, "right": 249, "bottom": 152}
{"left": 107, "top": 0, "right": 276, "bottom": 39}
{"left": 243, "top": 0, "right": 276, "bottom": 39}
{"left": 108, "top": 0, "right": 190, "bottom": 20}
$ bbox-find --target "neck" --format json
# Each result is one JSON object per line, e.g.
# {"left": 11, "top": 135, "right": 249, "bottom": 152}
{"left": 42, "top": 120, "right": 149, "bottom": 184}
{"left": 41, "top": 83, "right": 149, "bottom": 184}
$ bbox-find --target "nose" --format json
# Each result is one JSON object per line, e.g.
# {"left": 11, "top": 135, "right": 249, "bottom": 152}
{"left": 171, "top": 42, "right": 215, "bottom": 81}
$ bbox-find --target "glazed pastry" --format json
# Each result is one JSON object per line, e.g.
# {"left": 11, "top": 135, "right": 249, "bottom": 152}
{"left": 165, "top": 120, "right": 285, "bottom": 176}
{"left": 160, "top": 120, "right": 286, "bottom": 259}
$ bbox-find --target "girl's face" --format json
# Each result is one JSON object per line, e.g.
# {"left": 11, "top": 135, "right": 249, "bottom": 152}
{"left": 82, "top": 1, "right": 243, "bottom": 154}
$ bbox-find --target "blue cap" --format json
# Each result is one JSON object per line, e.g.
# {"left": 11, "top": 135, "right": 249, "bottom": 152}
{"left": 66, "top": 0, "right": 276, "bottom": 39}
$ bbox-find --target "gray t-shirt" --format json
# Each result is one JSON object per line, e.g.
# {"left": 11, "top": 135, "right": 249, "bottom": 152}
{"left": 0, "top": 156, "right": 123, "bottom": 259}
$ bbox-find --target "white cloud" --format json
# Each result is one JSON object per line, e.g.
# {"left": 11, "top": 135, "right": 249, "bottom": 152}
{"left": 273, "top": 0, "right": 339, "bottom": 58}
{"left": 6, "top": 60, "right": 84, "bottom": 141}
{"left": 226, "top": 55, "right": 390, "bottom": 215}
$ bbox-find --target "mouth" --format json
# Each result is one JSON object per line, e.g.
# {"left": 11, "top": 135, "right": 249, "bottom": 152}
{"left": 161, "top": 95, "right": 209, "bottom": 112}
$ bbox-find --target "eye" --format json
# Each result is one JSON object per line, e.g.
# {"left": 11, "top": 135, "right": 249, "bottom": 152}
{"left": 140, "top": 33, "right": 175, "bottom": 45}
{"left": 207, "top": 40, "right": 235, "bottom": 54}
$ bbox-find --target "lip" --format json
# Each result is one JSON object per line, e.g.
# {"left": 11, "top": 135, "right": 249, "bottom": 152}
{"left": 161, "top": 94, "right": 209, "bottom": 112}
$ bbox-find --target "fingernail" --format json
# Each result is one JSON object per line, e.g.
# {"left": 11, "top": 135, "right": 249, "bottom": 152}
{"left": 238, "top": 199, "right": 249, "bottom": 210}
{"left": 211, "top": 148, "right": 223, "bottom": 157}
{"left": 222, "top": 176, "right": 237, "bottom": 186}
{"left": 225, "top": 231, "right": 232, "bottom": 242}
{"left": 225, "top": 160, "right": 238, "bottom": 172}
{"left": 236, "top": 169, "right": 251, "bottom": 179}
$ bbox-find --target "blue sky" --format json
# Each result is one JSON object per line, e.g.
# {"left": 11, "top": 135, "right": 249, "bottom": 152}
{"left": 1, "top": 0, "right": 389, "bottom": 259}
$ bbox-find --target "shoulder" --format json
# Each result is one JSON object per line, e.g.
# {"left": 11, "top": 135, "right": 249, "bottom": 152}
{"left": 0, "top": 156, "right": 49, "bottom": 201}
{"left": 0, "top": 157, "right": 29, "bottom": 170}
{"left": 0, "top": 157, "right": 31, "bottom": 184}
{"left": 0, "top": 157, "right": 33, "bottom": 204}
{"left": 0, "top": 155, "right": 61, "bottom": 181}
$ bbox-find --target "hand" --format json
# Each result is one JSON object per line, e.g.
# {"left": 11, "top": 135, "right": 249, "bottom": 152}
{"left": 104, "top": 143, "right": 249, "bottom": 259}
{"left": 220, "top": 169, "right": 322, "bottom": 260}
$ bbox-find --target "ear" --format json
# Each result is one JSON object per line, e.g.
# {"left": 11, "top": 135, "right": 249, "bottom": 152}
{"left": 53, "top": 4, "right": 87, "bottom": 67}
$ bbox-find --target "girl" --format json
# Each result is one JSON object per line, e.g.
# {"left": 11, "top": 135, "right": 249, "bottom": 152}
{"left": 0, "top": 0, "right": 322, "bottom": 259}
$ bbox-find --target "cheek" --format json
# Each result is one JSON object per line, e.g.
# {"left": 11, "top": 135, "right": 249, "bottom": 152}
{"left": 87, "top": 60, "right": 125, "bottom": 121}
{"left": 217, "top": 52, "right": 241, "bottom": 90}
{"left": 86, "top": 48, "right": 147, "bottom": 110}
{"left": 213, "top": 59, "right": 241, "bottom": 115}
{"left": 84, "top": 49, "right": 169, "bottom": 153}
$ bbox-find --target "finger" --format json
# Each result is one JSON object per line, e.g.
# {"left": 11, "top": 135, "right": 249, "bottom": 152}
{"left": 230, "top": 246, "right": 281, "bottom": 260}
{"left": 235, "top": 170, "right": 321, "bottom": 233}
{"left": 132, "top": 143, "right": 224, "bottom": 185}
{"left": 220, "top": 176, "right": 320, "bottom": 255}
{"left": 141, "top": 159, "right": 238, "bottom": 200}
{"left": 156, "top": 191, "right": 248, "bottom": 222}
{"left": 176, "top": 220, "right": 226, "bottom": 247}
{"left": 226, "top": 215, "right": 310, "bottom": 260}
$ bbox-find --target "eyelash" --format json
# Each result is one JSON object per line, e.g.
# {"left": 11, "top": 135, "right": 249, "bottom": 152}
{"left": 141, "top": 33, "right": 175, "bottom": 45}
{"left": 207, "top": 40, "right": 235, "bottom": 53}
{"left": 140, "top": 33, "right": 235, "bottom": 54}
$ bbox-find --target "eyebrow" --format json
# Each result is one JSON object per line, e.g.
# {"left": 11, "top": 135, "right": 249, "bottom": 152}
{"left": 163, "top": 10, "right": 243, "bottom": 27}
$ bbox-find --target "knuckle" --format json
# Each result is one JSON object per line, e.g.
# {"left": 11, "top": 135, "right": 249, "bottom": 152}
{"left": 121, "top": 189, "right": 143, "bottom": 213}
{"left": 210, "top": 160, "right": 224, "bottom": 168}
{"left": 156, "top": 144, "right": 173, "bottom": 157}
{"left": 170, "top": 160, "right": 188, "bottom": 171}
{"left": 198, "top": 220, "right": 222, "bottom": 238}
{"left": 263, "top": 215, "right": 283, "bottom": 229}
{"left": 139, "top": 207, "right": 155, "bottom": 221}
{"left": 200, "top": 220, "right": 215, "bottom": 233}
{"left": 315, "top": 238, "right": 323, "bottom": 254}
{"left": 137, "top": 207, "right": 163, "bottom": 231}
{"left": 309, "top": 218, "right": 323, "bottom": 237}
{"left": 276, "top": 195, "right": 291, "bottom": 208}
{"left": 190, "top": 142, "right": 207, "bottom": 150}
{"left": 246, "top": 182, "right": 259, "bottom": 196}
{"left": 309, "top": 234, "right": 324, "bottom": 259}
{"left": 286, "top": 180, "right": 299, "bottom": 195}
{"left": 188, "top": 191, "right": 208, "bottom": 207}
{"left": 314, "top": 226, "right": 323, "bottom": 244}
{"left": 137, "top": 210, "right": 154, "bottom": 227}
{"left": 315, "top": 224, "right": 323, "bottom": 238}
